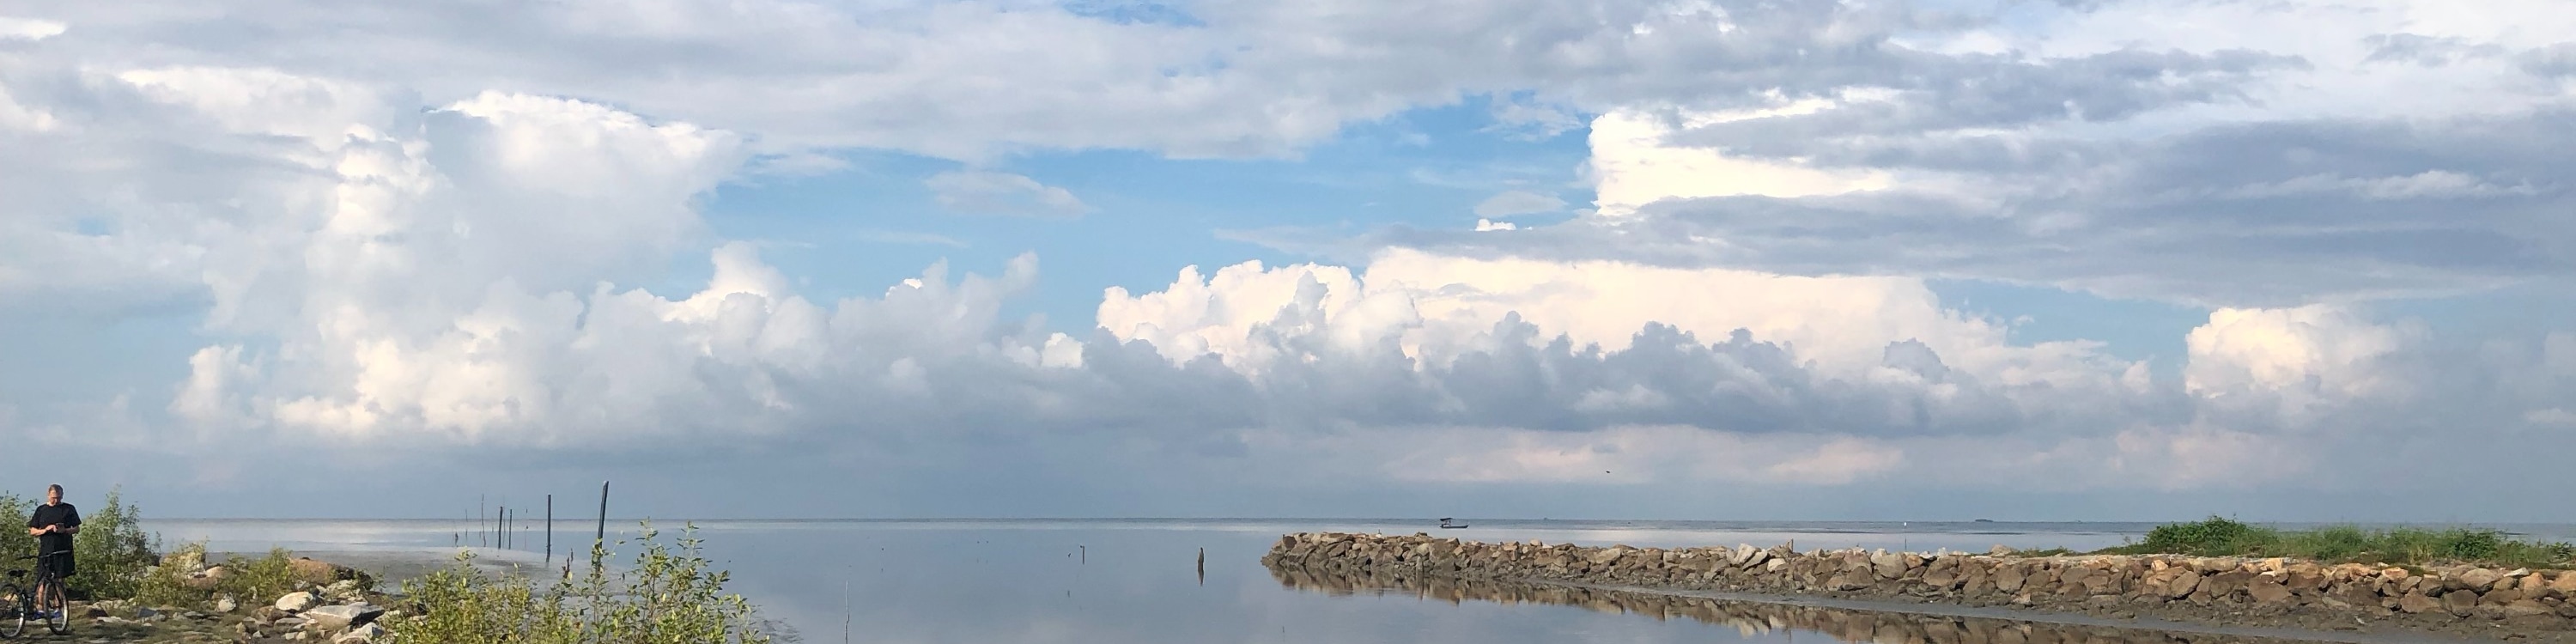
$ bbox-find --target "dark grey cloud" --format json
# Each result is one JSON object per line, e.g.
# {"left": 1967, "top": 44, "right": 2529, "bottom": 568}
{"left": 2360, "top": 33, "right": 2506, "bottom": 66}
{"left": 1668, "top": 48, "right": 2303, "bottom": 158}
{"left": 1322, "top": 107, "right": 2575, "bottom": 307}
{"left": 6, "top": 0, "right": 2296, "bottom": 160}
{"left": 2521, "top": 43, "right": 2576, "bottom": 79}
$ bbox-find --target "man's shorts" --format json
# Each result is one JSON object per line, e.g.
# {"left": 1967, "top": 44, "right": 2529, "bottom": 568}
{"left": 37, "top": 552, "right": 72, "bottom": 580}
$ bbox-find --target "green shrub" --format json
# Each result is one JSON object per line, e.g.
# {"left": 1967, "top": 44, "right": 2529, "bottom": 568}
{"left": 0, "top": 494, "right": 32, "bottom": 569}
{"left": 2098, "top": 518, "right": 2575, "bottom": 569}
{"left": 69, "top": 488, "right": 161, "bottom": 600}
{"left": 216, "top": 549, "right": 305, "bottom": 605}
{"left": 2136, "top": 516, "right": 2269, "bottom": 556}
{"left": 391, "top": 523, "right": 769, "bottom": 644}
{"left": 132, "top": 541, "right": 209, "bottom": 608}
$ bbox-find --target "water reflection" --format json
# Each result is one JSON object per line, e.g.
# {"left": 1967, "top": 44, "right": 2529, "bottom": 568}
{"left": 1270, "top": 565, "right": 2338, "bottom": 644}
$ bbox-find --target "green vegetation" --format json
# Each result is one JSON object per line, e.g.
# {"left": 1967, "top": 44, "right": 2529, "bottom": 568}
{"left": 0, "top": 487, "right": 162, "bottom": 600}
{"left": 133, "top": 542, "right": 307, "bottom": 608}
{"left": 391, "top": 524, "right": 770, "bottom": 644}
{"left": 2090, "top": 516, "right": 2576, "bottom": 569}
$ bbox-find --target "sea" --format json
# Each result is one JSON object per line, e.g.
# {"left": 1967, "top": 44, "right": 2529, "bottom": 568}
{"left": 143, "top": 519, "right": 2576, "bottom": 643}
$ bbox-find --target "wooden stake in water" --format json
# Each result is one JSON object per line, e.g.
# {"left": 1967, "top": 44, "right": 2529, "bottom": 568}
{"left": 596, "top": 481, "right": 611, "bottom": 545}
{"left": 545, "top": 494, "right": 554, "bottom": 566}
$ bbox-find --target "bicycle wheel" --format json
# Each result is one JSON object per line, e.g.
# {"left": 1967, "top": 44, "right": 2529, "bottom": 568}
{"left": 33, "top": 581, "right": 63, "bottom": 635}
{"left": 1, "top": 581, "right": 23, "bottom": 639}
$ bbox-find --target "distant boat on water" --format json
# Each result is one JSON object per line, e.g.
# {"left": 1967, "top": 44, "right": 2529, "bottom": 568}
{"left": 1973, "top": 519, "right": 1996, "bottom": 523}
{"left": 1437, "top": 517, "right": 1469, "bottom": 529}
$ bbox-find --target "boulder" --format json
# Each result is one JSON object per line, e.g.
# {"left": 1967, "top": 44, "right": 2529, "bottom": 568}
{"left": 2441, "top": 590, "right": 2480, "bottom": 617}
{"left": 289, "top": 558, "right": 372, "bottom": 586}
{"left": 303, "top": 604, "right": 385, "bottom": 630}
{"left": 1584, "top": 547, "right": 1630, "bottom": 566}
{"left": 216, "top": 596, "right": 240, "bottom": 613}
{"left": 2457, "top": 568, "right": 2502, "bottom": 591}
{"left": 2555, "top": 571, "right": 2576, "bottom": 594}
{"left": 276, "top": 592, "right": 319, "bottom": 613}
{"left": 162, "top": 550, "right": 206, "bottom": 572}
{"left": 2160, "top": 571, "right": 2203, "bottom": 598}
{"left": 2397, "top": 591, "right": 2442, "bottom": 614}
{"left": 334, "top": 623, "right": 386, "bottom": 644}
{"left": 1870, "top": 552, "right": 1907, "bottom": 580}
{"left": 2247, "top": 579, "right": 2294, "bottom": 606}
{"left": 2500, "top": 600, "right": 2554, "bottom": 617}
{"left": 1994, "top": 566, "right": 2026, "bottom": 592}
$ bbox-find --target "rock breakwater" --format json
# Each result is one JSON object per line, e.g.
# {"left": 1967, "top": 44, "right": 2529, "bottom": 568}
{"left": 1263, "top": 532, "right": 2576, "bottom": 642}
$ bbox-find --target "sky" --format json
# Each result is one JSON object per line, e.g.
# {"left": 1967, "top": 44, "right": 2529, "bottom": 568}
{"left": 0, "top": 0, "right": 2572, "bottom": 523}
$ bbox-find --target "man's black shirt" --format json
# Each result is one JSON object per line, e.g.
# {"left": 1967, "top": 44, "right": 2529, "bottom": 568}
{"left": 27, "top": 502, "right": 79, "bottom": 555}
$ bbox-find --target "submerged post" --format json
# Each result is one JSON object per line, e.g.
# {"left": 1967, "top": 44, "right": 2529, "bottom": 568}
{"left": 545, "top": 494, "right": 554, "bottom": 566}
{"left": 596, "top": 481, "right": 611, "bottom": 544}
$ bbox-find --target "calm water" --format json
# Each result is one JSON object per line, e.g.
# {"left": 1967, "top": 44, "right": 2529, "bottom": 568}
{"left": 145, "top": 519, "right": 2576, "bottom": 643}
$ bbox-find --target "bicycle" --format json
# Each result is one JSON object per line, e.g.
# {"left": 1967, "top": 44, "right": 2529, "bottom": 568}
{"left": 0, "top": 550, "right": 72, "bottom": 637}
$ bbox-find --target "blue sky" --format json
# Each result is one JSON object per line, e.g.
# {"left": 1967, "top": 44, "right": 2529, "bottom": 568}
{"left": 1, "top": 0, "right": 2573, "bottom": 521}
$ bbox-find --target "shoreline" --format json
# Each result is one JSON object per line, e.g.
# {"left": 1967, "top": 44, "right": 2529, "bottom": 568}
{"left": 1265, "top": 532, "right": 2576, "bottom": 643}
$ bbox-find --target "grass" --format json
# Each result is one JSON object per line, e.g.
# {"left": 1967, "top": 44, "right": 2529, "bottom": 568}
{"left": 2082, "top": 516, "right": 2576, "bottom": 569}
{"left": 389, "top": 523, "right": 770, "bottom": 644}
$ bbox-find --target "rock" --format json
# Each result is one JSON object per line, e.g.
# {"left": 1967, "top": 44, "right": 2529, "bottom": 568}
{"left": 276, "top": 616, "right": 309, "bottom": 628}
{"left": 304, "top": 604, "right": 386, "bottom": 630}
{"left": 335, "top": 623, "right": 387, "bottom": 644}
{"left": 216, "top": 596, "right": 240, "bottom": 613}
{"left": 2500, "top": 600, "right": 2554, "bottom": 617}
{"left": 2555, "top": 571, "right": 2576, "bottom": 593}
{"left": 2160, "top": 571, "right": 2203, "bottom": 598}
{"left": 82, "top": 605, "right": 107, "bottom": 618}
{"left": 1870, "top": 552, "right": 1907, "bottom": 580}
{"left": 1584, "top": 547, "right": 1629, "bottom": 566}
{"left": 289, "top": 557, "right": 370, "bottom": 586}
{"left": 162, "top": 550, "right": 206, "bottom": 572}
{"left": 2458, "top": 568, "right": 2503, "bottom": 591}
{"left": 276, "top": 592, "right": 319, "bottom": 613}
{"left": 134, "top": 605, "right": 159, "bottom": 618}
{"left": 1994, "top": 566, "right": 2026, "bottom": 592}
{"left": 2247, "top": 579, "right": 2294, "bottom": 605}
{"left": 2441, "top": 590, "right": 2480, "bottom": 617}
{"left": 1989, "top": 545, "right": 2015, "bottom": 556}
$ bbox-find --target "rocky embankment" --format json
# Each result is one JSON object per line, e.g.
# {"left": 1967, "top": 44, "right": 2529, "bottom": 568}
{"left": 1263, "top": 532, "right": 2576, "bottom": 642}
{"left": 28, "top": 553, "right": 402, "bottom": 643}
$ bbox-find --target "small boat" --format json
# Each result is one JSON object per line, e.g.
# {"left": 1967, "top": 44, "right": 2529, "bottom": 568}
{"left": 1437, "top": 517, "right": 1469, "bottom": 529}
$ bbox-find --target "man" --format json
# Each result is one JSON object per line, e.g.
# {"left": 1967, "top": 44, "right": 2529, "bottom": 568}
{"left": 24, "top": 484, "right": 78, "bottom": 616}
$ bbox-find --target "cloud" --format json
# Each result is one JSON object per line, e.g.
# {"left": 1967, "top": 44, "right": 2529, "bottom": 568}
{"left": 925, "top": 170, "right": 1091, "bottom": 218}
{"left": 1484, "top": 99, "right": 1583, "bottom": 141}
{"left": 2, "top": 0, "right": 2575, "bottom": 521}
{"left": 0, "top": 16, "right": 64, "bottom": 41}
{"left": 1471, "top": 191, "right": 1564, "bottom": 217}
{"left": 2360, "top": 33, "right": 2505, "bottom": 67}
